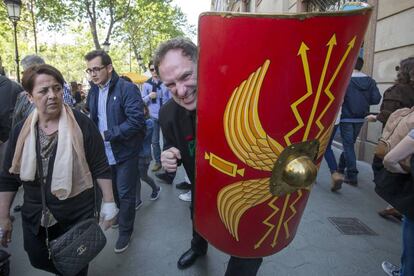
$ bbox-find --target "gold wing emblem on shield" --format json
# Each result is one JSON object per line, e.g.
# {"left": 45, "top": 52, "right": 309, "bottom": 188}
{"left": 217, "top": 34, "right": 356, "bottom": 248}
{"left": 223, "top": 60, "right": 283, "bottom": 171}
{"left": 217, "top": 178, "right": 273, "bottom": 241}
{"left": 217, "top": 59, "right": 316, "bottom": 247}
{"left": 218, "top": 60, "right": 281, "bottom": 242}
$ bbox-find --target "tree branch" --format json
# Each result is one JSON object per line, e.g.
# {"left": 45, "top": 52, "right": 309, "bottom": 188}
{"left": 85, "top": 0, "right": 100, "bottom": 49}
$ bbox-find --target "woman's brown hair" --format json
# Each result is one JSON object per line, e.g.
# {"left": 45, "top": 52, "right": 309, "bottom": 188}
{"left": 396, "top": 57, "right": 414, "bottom": 87}
{"left": 22, "top": 64, "right": 65, "bottom": 94}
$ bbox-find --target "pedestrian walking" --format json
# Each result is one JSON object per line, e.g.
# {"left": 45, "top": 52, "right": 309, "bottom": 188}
{"left": 85, "top": 50, "right": 146, "bottom": 253}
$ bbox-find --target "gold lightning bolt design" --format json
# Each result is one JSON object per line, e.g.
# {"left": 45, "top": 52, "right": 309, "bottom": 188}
{"left": 254, "top": 197, "right": 279, "bottom": 249}
{"left": 315, "top": 36, "right": 356, "bottom": 139}
{"left": 284, "top": 43, "right": 313, "bottom": 146}
{"left": 285, "top": 35, "right": 357, "bottom": 145}
{"left": 283, "top": 190, "right": 303, "bottom": 239}
{"left": 271, "top": 194, "right": 290, "bottom": 247}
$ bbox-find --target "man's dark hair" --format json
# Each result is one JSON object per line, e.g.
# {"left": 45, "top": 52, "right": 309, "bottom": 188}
{"left": 148, "top": 60, "right": 154, "bottom": 69}
{"left": 22, "top": 64, "right": 65, "bottom": 94}
{"left": 355, "top": 57, "right": 364, "bottom": 71}
{"left": 84, "top": 50, "right": 112, "bottom": 66}
{"left": 153, "top": 37, "right": 197, "bottom": 75}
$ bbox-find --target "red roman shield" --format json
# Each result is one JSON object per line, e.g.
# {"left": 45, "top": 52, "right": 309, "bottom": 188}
{"left": 195, "top": 8, "right": 372, "bottom": 257}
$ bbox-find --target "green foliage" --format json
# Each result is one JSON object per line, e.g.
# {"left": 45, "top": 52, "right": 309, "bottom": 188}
{"left": 119, "top": 0, "right": 194, "bottom": 68}
{"left": 0, "top": 0, "right": 194, "bottom": 80}
{"left": 36, "top": 0, "right": 80, "bottom": 30}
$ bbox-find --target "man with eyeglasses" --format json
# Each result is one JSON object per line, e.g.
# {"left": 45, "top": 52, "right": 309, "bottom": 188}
{"left": 141, "top": 61, "right": 171, "bottom": 172}
{"left": 84, "top": 50, "right": 146, "bottom": 253}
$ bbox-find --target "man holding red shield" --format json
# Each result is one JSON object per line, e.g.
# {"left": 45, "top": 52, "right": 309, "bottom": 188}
{"left": 154, "top": 37, "right": 263, "bottom": 275}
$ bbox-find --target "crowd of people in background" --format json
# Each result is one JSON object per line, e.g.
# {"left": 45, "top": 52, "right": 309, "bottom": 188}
{"left": 0, "top": 39, "right": 412, "bottom": 276}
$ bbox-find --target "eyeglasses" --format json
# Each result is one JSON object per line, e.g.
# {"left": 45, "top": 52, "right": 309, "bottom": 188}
{"left": 149, "top": 68, "right": 155, "bottom": 72}
{"left": 85, "top": 66, "right": 106, "bottom": 74}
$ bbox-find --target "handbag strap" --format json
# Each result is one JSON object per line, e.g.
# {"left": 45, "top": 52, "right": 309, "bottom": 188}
{"left": 35, "top": 126, "right": 99, "bottom": 256}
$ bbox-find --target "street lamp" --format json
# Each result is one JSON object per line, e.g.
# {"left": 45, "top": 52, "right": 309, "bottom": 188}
{"left": 102, "top": 40, "right": 111, "bottom": 52}
{"left": 4, "top": 0, "right": 22, "bottom": 82}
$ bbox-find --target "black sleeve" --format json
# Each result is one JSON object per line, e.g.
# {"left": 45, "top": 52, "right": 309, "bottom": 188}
{"left": 0, "top": 123, "right": 23, "bottom": 192}
{"left": 158, "top": 102, "right": 183, "bottom": 168}
{"left": 77, "top": 112, "right": 111, "bottom": 180}
{"left": 0, "top": 77, "right": 13, "bottom": 142}
{"left": 159, "top": 103, "right": 175, "bottom": 151}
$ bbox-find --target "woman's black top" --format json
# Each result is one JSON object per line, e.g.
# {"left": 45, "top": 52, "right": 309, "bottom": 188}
{"left": 0, "top": 109, "right": 111, "bottom": 234}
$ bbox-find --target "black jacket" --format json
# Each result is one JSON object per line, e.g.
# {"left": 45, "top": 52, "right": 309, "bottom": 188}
{"left": 0, "top": 110, "right": 111, "bottom": 234}
{"left": 159, "top": 100, "right": 196, "bottom": 185}
{"left": 0, "top": 76, "right": 23, "bottom": 142}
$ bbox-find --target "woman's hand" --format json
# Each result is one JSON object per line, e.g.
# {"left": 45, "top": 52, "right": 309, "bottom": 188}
{"left": 0, "top": 216, "right": 13, "bottom": 247}
{"left": 365, "top": 114, "right": 377, "bottom": 122}
{"left": 99, "top": 202, "right": 118, "bottom": 230}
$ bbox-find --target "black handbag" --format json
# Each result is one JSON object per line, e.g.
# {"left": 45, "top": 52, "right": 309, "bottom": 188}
{"left": 372, "top": 155, "right": 414, "bottom": 219}
{"left": 36, "top": 131, "right": 106, "bottom": 276}
{"left": 0, "top": 249, "right": 10, "bottom": 276}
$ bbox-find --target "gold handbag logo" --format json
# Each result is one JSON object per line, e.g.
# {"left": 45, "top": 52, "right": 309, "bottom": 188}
{"left": 77, "top": 245, "right": 87, "bottom": 256}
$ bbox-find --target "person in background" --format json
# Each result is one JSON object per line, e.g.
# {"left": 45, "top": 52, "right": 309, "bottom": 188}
{"left": 334, "top": 57, "right": 381, "bottom": 188}
{"left": 12, "top": 55, "right": 44, "bottom": 129}
{"left": 0, "top": 74, "right": 24, "bottom": 176}
{"left": 137, "top": 104, "right": 161, "bottom": 206}
{"left": 367, "top": 57, "right": 414, "bottom": 221}
{"left": 141, "top": 61, "right": 171, "bottom": 172}
{"left": 77, "top": 83, "right": 84, "bottom": 97}
{"left": 0, "top": 74, "right": 23, "bottom": 144}
{"left": 85, "top": 50, "right": 145, "bottom": 253}
{"left": 0, "top": 64, "right": 118, "bottom": 275}
{"left": 325, "top": 107, "right": 342, "bottom": 192}
{"left": 379, "top": 130, "right": 414, "bottom": 276}
{"left": 120, "top": 76, "right": 161, "bottom": 206}
{"left": 155, "top": 37, "right": 262, "bottom": 275}
{"left": 71, "top": 81, "right": 82, "bottom": 106}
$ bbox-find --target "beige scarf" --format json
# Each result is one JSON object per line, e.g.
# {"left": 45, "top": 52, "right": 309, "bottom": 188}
{"left": 10, "top": 105, "right": 93, "bottom": 200}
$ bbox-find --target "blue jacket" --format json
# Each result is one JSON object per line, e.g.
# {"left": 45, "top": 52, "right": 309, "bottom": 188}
{"left": 138, "top": 118, "right": 153, "bottom": 158}
{"left": 87, "top": 71, "right": 145, "bottom": 163}
{"left": 341, "top": 71, "right": 381, "bottom": 122}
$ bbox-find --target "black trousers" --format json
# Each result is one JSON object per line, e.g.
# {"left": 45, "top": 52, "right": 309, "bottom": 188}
{"left": 22, "top": 222, "right": 88, "bottom": 276}
{"left": 191, "top": 229, "right": 262, "bottom": 276}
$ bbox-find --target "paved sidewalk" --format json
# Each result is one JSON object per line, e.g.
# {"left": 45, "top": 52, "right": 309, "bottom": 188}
{"left": 5, "top": 151, "right": 401, "bottom": 276}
